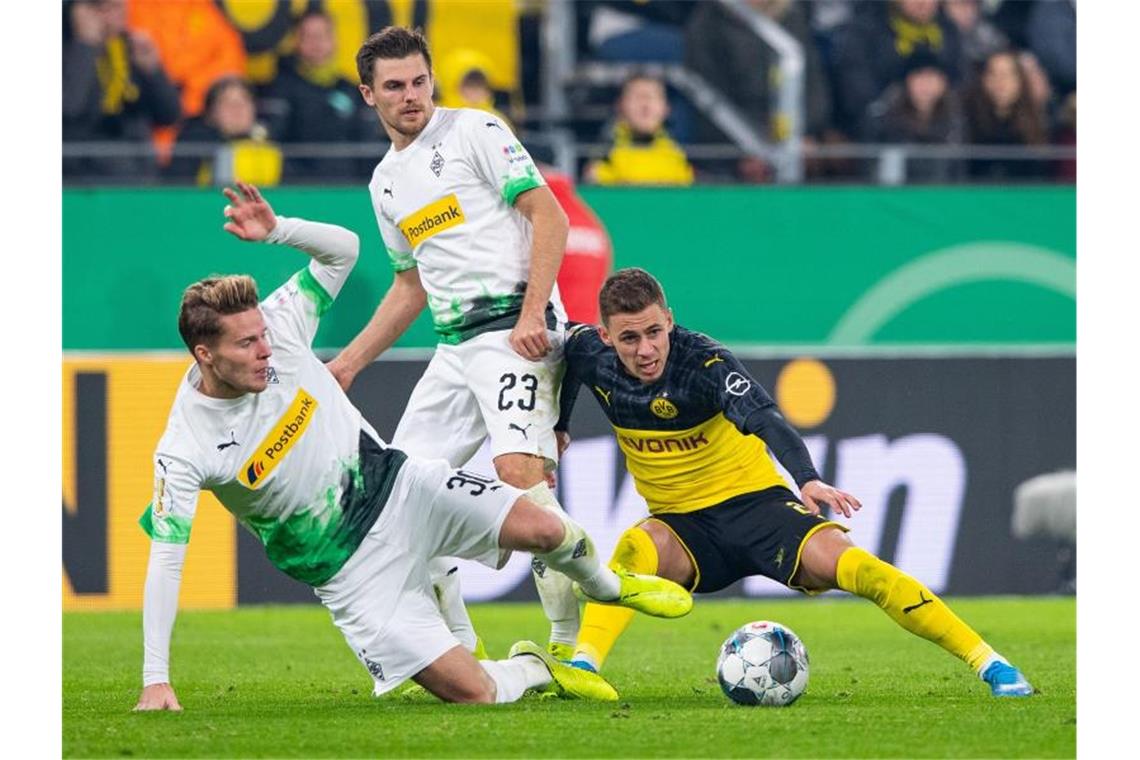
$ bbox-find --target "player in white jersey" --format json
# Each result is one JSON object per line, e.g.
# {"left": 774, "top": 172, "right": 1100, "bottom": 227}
{"left": 133, "top": 184, "right": 692, "bottom": 711}
{"left": 327, "top": 27, "right": 580, "bottom": 659}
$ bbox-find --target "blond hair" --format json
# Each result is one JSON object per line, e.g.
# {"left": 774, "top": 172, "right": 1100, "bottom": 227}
{"left": 177, "top": 275, "right": 260, "bottom": 352}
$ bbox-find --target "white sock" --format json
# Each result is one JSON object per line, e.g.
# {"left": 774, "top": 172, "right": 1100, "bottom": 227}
{"left": 977, "top": 652, "right": 1010, "bottom": 678}
{"left": 533, "top": 511, "right": 621, "bottom": 601}
{"left": 570, "top": 648, "right": 599, "bottom": 670}
{"left": 480, "top": 658, "right": 550, "bottom": 703}
{"left": 429, "top": 557, "right": 477, "bottom": 651}
{"left": 524, "top": 483, "right": 582, "bottom": 645}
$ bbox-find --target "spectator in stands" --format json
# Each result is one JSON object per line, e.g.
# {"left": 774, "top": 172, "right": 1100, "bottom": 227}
{"left": 63, "top": 0, "right": 181, "bottom": 179}
{"left": 437, "top": 50, "right": 513, "bottom": 127}
{"left": 584, "top": 0, "right": 696, "bottom": 63}
{"left": 1026, "top": 0, "right": 1075, "bottom": 97}
{"left": 168, "top": 77, "right": 282, "bottom": 187}
{"left": 943, "top": 0, "right": 1008, "bottom": 79}
{"left": 684, "top": 0, "right": 833, "bottom": 183}
{"left": 831, "top": 0, "right": 962, "bottom": 136}
{"left": 1018, "top": 50, "right": 1056, "bottom": 135}
{"left": 267, "top": 9, "right": 371, "bottom": 182}
{"left": 860, "top": 49, "right": 964, "bottom": 183}
{"left": 126, "top": 0, "right": 246, "bottom": 120}
{"left": 585, "top": 74, "right": 694, "bottom": 186}
{"left": 582, "top": 1, "right": 698, "bottom": 142}
{"left": 540, "top": 165, "right": 613, "bottom": 325}
{"left": 963, "top": 49, "right": 1048, "bottom": 181}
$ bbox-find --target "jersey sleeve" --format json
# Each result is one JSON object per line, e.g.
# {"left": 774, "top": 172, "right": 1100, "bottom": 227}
{"left": 369, "top": 176, "right": 417, "bottom": 272}
{"left": 139, "top": 451, "right": 204, "bottom": 545}
{"left": 259, "top": 216, "right": 361, "bottom": 347}
{"left": 555, "top": 322, "right": 598, "bottom": 431}
{"left": 698, "top": 343, "right": 822, "bottom": 487}
{"left": 461, "top": 111, "right": 546, "bottom": 206}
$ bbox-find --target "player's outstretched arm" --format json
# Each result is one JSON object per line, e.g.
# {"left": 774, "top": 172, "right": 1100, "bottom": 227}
{"left": 134, "top": 682, "right": 182, "bottom": 712}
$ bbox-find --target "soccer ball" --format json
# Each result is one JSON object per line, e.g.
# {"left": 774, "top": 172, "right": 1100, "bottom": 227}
{"left": 716, "top": 620, "right": 809, "bottom": 706}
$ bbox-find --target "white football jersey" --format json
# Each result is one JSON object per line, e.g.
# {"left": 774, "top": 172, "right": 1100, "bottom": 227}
{"left": 368, "top": 107, "right": 566, "bottom": 344}
{"left": 143, "top": 230, "right": 405, "bottom": 587}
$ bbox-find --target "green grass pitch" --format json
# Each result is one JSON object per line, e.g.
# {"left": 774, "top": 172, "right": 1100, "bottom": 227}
{"left": 64, "top": 597, "right": 1074, "bottom": 758}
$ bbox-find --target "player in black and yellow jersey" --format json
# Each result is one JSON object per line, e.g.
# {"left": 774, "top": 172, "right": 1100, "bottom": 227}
{"left": 555, "top": 268, "right": 1033, "bottom": 698}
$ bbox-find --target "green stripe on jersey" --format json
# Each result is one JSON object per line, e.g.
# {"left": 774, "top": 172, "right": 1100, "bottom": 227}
{"left": 234, "top": 435, "right": 407, "bottom": 587}
{"left": 502, "top": 175, "right": 543, "bottom": 206}
{"left": 139, "top": 503, "right": 192, "bottom": 545}
{"left": 295, "top": 267, "right": 333, "bottom": 315}
{"left": 433, "top": 295, "right": 557, "bottom": 345}
{"left": 386, "top": 244, "right": 417, "bottom": 273}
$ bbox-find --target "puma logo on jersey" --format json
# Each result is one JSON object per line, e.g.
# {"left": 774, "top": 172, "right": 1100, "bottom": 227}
{"left": 704, "top": 354, "right": 724, "bottom": 368}
{"left": 485, "top": 121, "right": 502, "bottom": 129}
{"left": 217, "top": 431, "right": 240, "bottom": 451}
{"left": 509, "top": 422, "right": 533, "bottom": 439}
{"left": 594, "top": 386, "right": 612, "bottom": 405}
{"left": 383, "top": 187, "right": 393, "bottom": 197}
{"left": 399, "top": 194, "right": 466, "bottom": 246}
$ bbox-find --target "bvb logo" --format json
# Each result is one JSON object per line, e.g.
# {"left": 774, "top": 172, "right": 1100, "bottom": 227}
{"left": 650, "top": 397, "right": 679, "bottom": 419}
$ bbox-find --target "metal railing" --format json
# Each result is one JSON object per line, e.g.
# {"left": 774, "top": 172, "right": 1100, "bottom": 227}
{"left": 61, "top": 139, "right": 1076, "bottom": 185}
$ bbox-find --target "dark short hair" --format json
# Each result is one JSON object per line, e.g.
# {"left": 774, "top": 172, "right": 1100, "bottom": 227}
{"left": 203, "top": 76, "right": 254, "bottom": 117}
{"left": 599, "top": 267, "right": 667, "bottom": 323}
{"left": 178, "top": 275, "right": 261, "bottom": 353}
{"left": 356, "top": 26, "right": 432, "bottom": 87}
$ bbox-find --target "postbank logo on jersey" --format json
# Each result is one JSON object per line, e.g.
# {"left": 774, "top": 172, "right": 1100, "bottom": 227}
{"left": 238, "top": 389, "right": 318, "bottom": 489}
{"left": 398, "top": 194, "right": 466, "bottom": 247}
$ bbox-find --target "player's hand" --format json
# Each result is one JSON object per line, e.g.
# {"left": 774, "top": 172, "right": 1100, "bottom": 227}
{"left": 555, "top": 430, "right": 571, "bottom": 459}
{"left": 222, "top": 182, "right": 277, "bottom": 242}
{"left": 509, "top": 312, "right": 552, "bottom": 361}
{"left": 326, "top": 355, "right": 358, "bottom": 392}
{"left": 799, "top": 480, "right": 862, "bottom": 519}
{"left": 133, "top": 683, "right": 182, "bottom": 712}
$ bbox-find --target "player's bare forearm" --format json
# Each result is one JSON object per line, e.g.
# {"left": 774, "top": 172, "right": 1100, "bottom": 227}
{"left": 331, "top": 269, "right": 426, "bottom": 388}
{"left": 511, "top": 187, "right": 568, "bottom": 359}
{"left": 515, "top": 186, "right": 568, "bottom": 319}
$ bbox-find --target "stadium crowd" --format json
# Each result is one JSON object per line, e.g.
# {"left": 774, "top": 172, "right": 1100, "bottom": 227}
{"left": 62, "top": 0, "right": 1076, "bottom": 186}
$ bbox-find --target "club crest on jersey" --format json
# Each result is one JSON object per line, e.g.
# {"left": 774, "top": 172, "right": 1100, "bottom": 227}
{"left": 650, "top": 396, "right": 679, "bottom": 419}
{"left": 238, "top": 390, "right": 319, "bottom": 489}
{"left": 430, "top": 150, "right": 445, "bottom": 177}
{"left": 398, "top": 194, "right": 466, "bottom": 247}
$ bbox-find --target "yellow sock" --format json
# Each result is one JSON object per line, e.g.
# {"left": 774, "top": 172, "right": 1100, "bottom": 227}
{"left": 835, "top": 547, "right": 994, "bottom": 673}
{"left": 573, "top": 526, "right": 659, "bottom": 669}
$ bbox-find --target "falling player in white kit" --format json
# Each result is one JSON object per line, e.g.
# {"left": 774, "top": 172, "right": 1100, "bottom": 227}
{"left": 327, "top": 27, "right": 580, "bottom": 660}
{"left": 132, "top": 183, "right": 692, "bottom": 711}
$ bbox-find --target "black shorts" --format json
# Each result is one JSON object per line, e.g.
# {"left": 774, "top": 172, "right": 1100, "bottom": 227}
{"left": 650, "top": 486, "right": 844, "bottom": 594}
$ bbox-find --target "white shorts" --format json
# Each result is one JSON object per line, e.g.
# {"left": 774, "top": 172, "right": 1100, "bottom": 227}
{"left": 314, "top": 455, "right": 523, "bottom": 695}
{"left": 392, "top": 328, "right": 565, "bottom": 469}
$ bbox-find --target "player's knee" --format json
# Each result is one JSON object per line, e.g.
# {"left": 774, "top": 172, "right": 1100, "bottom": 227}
{"left": 502, "top": 495, "right": 567, "bottom": 554}
{"left": 528, "top": 508, "right": 566, "bottom": 554}
{"left": 797, "top": 527, "right": 853, "bottom": 590}
{"left": 493, "top": 453, "right": 543, "bottom": 488}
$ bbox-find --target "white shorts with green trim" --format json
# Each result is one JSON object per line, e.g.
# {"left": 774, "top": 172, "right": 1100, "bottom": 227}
{"left": 392, "top": 328, "right": 565, "bottom": 470}
{"left": 314, "top": 455, "right": 522, "bottom": 695}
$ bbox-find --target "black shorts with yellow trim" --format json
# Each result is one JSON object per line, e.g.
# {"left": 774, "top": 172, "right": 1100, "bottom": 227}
{"left": 649, "top": 486, "right": 847, "bottom": 595}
